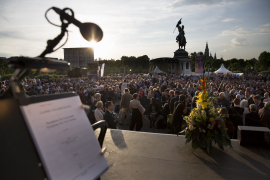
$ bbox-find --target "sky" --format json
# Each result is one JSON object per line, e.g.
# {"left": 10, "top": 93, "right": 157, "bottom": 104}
{"left": 0, "top": 0, "right": 270, "bottom": 61}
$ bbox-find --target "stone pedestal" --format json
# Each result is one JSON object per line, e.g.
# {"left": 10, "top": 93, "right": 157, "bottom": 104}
{"left": 174, "top": 49, "right": 192, "bottom": 74}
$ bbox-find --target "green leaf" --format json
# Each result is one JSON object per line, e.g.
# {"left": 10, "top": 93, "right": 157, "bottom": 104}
{"left": 192, "top": 140, "right": 198, "bottom": 150}
{"left": 214, "top": 135, "right": 224, "bottom": 150}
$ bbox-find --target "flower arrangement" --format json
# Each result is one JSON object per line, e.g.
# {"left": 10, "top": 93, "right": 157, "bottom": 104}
{"left": 181, "top": 77, "right": 232, "bottom": 153}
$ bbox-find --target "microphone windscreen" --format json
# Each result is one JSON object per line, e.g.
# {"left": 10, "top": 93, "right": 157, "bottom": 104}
{"left": 80, "top": 22, "right": 103, "bottom": 42}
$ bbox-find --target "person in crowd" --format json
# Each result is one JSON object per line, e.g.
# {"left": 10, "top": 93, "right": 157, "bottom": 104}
{"left": 191, "top": 91, "right": 199, "bottom": 109}
{"left": 121, "top": 80, "right": 128, "bottom": 94}
{"left": 236, "top": 94, "right": 241, "bottom": 100}
{"left": 78, "top": 88, "right": 85, "bottom": 104}
{"left": 219, "top": 92, "right": 231, "bottom": 110}
{"left": 161, "top": 89, "right": 170, "bottom": 105}
{"left": 226, "top": 94, "right": 233, "bottom": 106}
{"left": 144, "top": 88, "right": 149, "bottom": 97}
{"left": 253, "top": 94, "right": 264, "bottom": 113}
{"left": 156, "top": 103, "right": 169, "bottom": 129}
{"left": 240, "top": 99, "right": 249, "bottom": 125}
{"left": 28, "top": 86, "right": 38, "bottom": 96}
{"left": 104, "top": 101, "right": 117, "bottom": 129}
{"left": 99, "top": 87, "right": 107, "bottom": 105}
{"left": 114, "top": 85, "right": 121, "bottom": 100}
{"left": 218, "top": 107, "right": 235, "bottom": 138}
{"left": 149, "top": 98, "right": 160, "bottom": 128}
{"left": 185, "top": 94, "right": 192, "bottom": 108}
{"left": 129, "top": 93, "right": 143, "bottom": 131}
{"left": 107, "top": 87, "right": 115, "bottom": 102}
{"left": 263, "top": 92, "right": 270, "bottom": 103}
{"left": 245, "top": 104, "right": 261, "bottom": 126}
{"left": 160, "top": 82, "right": 167, "bottom": 93}
{"left": 170, "top": 90, "right": 180, "bottom": 113}
{"left": 137, "top": 87, "right": 145, "bottom": 99}
{"left": 120, "top": 88, "right": 133, "bottom": 125}
{"left": 94, "top": 101, "right": 104, "bottom": 122}
{"left": 167, "top": 89, "right": 175, "bottom": 109}
{"left": 213, "top": 98, "right": 221, "bottom": 109}
{"left": 87, "top": 88, "right": 96, "bottom": 106}
{"left": 239, "top": 90, "right": 245, "bottom": 99}
{"left": 213, "top": 91, "right": 219, "bottom": 97}
{"left": 153, "top": 88, "right": 161, "bottom": 100}
{"left": 147, "top": 89, "right": 155, "bottom": 99}
{"left": 258, "top": 102, "right": 270, "bottom": 129}
{"left": 228, "top": 98, "right": 244, "bottom": 139}
{"left": 244, "top": 90, "right": 255, "bottom": 106}
{"left": 172, "top": 95, "right": 187, "bottom": 134}
{"left": 88, "top": 93, "right": 101, "bottom": 124}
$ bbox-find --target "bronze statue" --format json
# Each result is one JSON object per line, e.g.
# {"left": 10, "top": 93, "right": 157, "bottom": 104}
{"left": 175, "top": 18, "right": 186, "bottom": 50}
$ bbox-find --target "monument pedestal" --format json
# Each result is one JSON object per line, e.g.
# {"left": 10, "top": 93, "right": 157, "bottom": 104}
{"left": 174, "top": 49, "right": 192, "bottom": 74}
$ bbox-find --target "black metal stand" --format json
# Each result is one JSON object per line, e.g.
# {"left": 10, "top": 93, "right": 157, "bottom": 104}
{"left": 92, "top": 120, "right": 108, "bottom": 148}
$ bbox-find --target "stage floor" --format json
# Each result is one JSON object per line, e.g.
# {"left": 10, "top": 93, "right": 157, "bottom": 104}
{"left": 98, "top": 129, "right": 270, "bottom": 180}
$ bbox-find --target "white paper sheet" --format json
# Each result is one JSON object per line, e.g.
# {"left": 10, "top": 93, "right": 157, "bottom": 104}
{"left": 20, "top": 96, "right": 108, "bottom": 180}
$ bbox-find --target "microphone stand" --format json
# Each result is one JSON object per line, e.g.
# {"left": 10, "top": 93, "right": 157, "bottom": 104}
{"left": 39, "top": 24, "right": 68, "bottom": 58}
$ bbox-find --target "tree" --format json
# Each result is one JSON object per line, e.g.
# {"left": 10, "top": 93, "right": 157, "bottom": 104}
{"left": 255, "top": 51, "right": 270, "bottom": 72}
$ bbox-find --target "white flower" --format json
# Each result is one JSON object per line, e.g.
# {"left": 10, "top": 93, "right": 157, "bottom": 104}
{"left": 189, "top": 125, "right": 196, "bottom": 131}
{"left": 209, "top": 107, "right": 215, "bottom": 114}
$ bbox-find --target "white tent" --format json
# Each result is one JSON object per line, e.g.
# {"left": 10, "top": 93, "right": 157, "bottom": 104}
{"left": 153, "top": 66, "right": 165, "bottom": 74}
{"left": 214, "top": 64, "right": 232, "bottom": 74}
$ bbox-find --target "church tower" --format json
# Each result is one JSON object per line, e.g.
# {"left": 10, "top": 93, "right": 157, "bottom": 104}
{"left": 214, "top": 52, "right": 216, "bottom": 60}
{"left": 204, "top": 42, "right": 209, "bottom": 60}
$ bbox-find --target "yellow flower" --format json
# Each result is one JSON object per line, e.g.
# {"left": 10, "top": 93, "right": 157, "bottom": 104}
{"left": 201, "top": 102, "right": 208, "bottom": 109}
{"left": 209, "top": 118, "right": 214, "bottom": 122}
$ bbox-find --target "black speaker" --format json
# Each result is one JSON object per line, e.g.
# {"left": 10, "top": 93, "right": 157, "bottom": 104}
{"left": 237, "top": 126, "right": 270, "bottom": 146}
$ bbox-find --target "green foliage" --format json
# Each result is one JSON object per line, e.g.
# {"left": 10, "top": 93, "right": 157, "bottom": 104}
{"left": 100, "top": 55, "right": 150, "bottom": 75}
{"left": 0, "top": 74, "right": 13, "bottom": 80}
{"left": 260, "top": 70, "right": 270, "bottom": 74}
{"left": 255, "top": 51, "right": 270, "bottom": 72}
{"left": 0, "top": 59, "right": 14, "bottom": 75}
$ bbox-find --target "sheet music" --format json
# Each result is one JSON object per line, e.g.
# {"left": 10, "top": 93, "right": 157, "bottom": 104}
{"left": 20, "top": 96, "right": 108, "bottom": 180}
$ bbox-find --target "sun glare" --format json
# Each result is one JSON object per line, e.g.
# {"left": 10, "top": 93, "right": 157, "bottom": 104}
{"left": 88, "top": 40, "right": 97, "bottom": 48}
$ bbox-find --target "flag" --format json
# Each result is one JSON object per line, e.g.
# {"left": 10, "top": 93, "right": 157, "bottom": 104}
{"left": 100, "top": 63, "right": 105, "bottom": 77}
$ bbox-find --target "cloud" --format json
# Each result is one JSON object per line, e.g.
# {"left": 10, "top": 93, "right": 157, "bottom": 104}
{"left": 220, "top": 49, "right": 226, "bottom": 52}
{"left": 220, "top": 24, "right": 270, "bottom": 36}
{"left": 231, "top": 38, "right": 251, "bottom": 47}
{"left": 222, "top": 18, "right": 235, "bottom": 22}
{"left": 166, "top": 0, "right": 226, "bottom": 10}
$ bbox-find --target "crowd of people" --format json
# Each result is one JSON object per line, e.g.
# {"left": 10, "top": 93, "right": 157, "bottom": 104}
{"left": 1, "top": 73, "right": 270, "bottom": 138}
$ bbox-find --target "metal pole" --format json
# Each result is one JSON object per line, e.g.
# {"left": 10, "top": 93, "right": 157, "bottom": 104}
{"left": 173, "top": 27, "right": 177, "bottom": 33}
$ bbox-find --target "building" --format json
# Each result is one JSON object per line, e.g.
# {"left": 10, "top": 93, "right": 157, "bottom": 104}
{"left": 209, "top": 52, "right": 213, "bottom": 60}
{"left": 63, "top": 47, "right": 94, "bottom": 68}
{"left": 204, "top": 42, "right": 209, "bottom": 59}
{"left": 204, "top": 42, "right": 217, "bottom": 60}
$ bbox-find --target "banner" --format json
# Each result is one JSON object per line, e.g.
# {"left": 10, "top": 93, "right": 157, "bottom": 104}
{"left": 100, "top": 63, "right": 105, "bottom": 77}
{"left": 195, "top": 55, "right": 203, "bottom": 73}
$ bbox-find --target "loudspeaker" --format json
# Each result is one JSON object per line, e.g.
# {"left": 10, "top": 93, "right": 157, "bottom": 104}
{"left": 237, "top": 126, "right": 270, "bottom": 146}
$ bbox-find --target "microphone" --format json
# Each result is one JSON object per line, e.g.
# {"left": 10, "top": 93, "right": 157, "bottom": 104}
{"left": 52, "top": 7, "right": 103, "bottom": 42}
